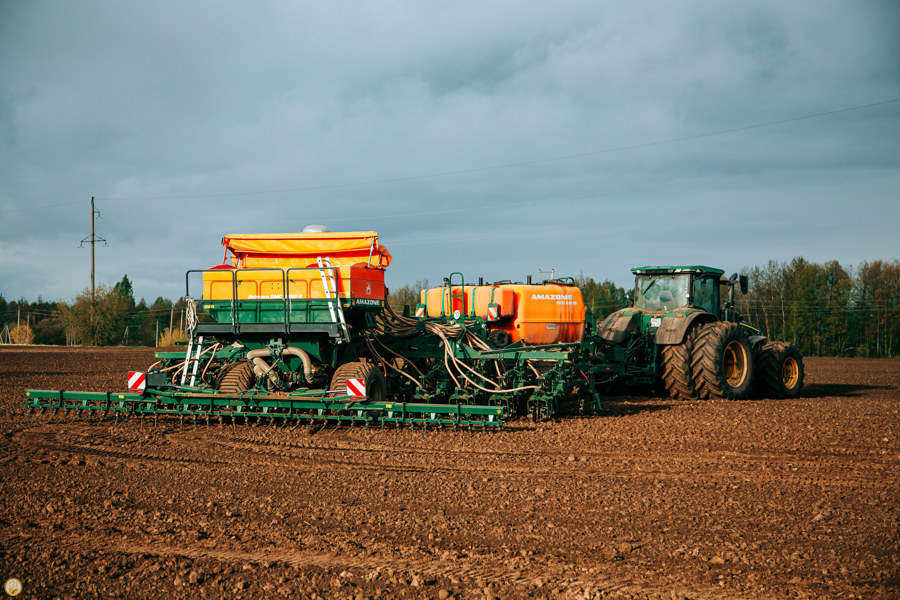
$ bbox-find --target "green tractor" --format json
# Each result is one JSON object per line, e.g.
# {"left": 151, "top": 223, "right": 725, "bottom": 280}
{"left": 597, "top": 265, "right": 804, "bottom": 400}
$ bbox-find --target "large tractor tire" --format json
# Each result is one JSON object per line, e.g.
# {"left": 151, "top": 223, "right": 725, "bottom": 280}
{"left": 754, "top": 341, "right": 804, "bottom": 398}
{"left": 692, "top": 322, "right": 754, "bottom": 400}
{"left": 660, "top": 327, "right": 700, "bottom": 399}
{"left": 217, "top": 360, "right": 256, "bottom": 394}
{"left": 330, "top": 361, "right": 386, "bottom": 402}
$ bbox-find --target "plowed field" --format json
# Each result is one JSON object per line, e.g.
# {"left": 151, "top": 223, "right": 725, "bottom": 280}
{"left": 1, "top": 347, "right": 898, "bottom": 599}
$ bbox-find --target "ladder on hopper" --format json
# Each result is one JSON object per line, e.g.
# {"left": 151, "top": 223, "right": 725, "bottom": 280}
{"left": 180, "top": 335, "right": 204, "bottom": 387}
{"left": 317, "top": 256, "right": 350, "bottom": 343}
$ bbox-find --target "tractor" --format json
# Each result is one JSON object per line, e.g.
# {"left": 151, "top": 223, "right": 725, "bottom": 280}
{"left": 597, "top": 266, "right": 804, "bottom": 400}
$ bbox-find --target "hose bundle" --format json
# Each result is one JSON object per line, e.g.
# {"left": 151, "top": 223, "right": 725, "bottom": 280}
{"left": 366, "top": 302, "right": 538, "bottom": 395}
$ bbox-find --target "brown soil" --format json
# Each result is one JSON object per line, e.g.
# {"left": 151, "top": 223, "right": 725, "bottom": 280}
{"left": 0, "top": 347, "right": 898, "bottom": 599}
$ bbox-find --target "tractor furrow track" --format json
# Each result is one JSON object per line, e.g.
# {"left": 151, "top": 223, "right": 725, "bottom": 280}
{"left": 12, "top": 427, "right": 231, "bottom": 466}
{"left": 13, "top": 424, "right": 892, "bottom": 493}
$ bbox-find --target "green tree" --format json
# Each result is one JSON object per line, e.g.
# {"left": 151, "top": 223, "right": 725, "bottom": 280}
{"left": 576, "top": 275, "right": 627, "bottom": 319}
{"left": 388, "top": 279, "right": 429, "bottom": 314}
{"left": 853, "top": 259, "right": 900, "bottom": 357}
{"left": 113, "top": 274, "right": 136, "bottom": 308}
{"left": 54, "top": 284, "right": 135, "bottom": 346}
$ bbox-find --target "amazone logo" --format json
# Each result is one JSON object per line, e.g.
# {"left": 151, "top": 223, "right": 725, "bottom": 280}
{"left": 531, "top": 294, "right": 574, "bottom": 301}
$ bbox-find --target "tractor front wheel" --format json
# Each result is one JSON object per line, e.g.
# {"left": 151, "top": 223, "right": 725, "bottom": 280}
{"left": 660, "top": 327, "right": 700, "bottom": 399}
{"left": 692, "top": 322, "right": 754, "bottom": 400}
{"left": 754, "top": 341, "right": 804, "bottom": 398}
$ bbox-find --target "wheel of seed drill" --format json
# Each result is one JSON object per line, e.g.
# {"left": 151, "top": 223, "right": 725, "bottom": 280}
{"left": 753, "top": 341, "right": 804, "bottom": 399}
{"left": 487, "top": 329, "right": 512, "bottom": 348}
{"left": 330, "top": 361, "right": 386, "bottom": 403}
{"left": 691, "top": 322, "right": 754, "bottom": 400}
{"left": 217, "top": 360, "right": 256, "bottom": 394}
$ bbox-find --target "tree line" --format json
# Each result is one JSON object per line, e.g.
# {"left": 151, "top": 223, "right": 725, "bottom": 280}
{"left": 2, "top": 258, "right": 898, "bottom": 357}
{"left": 739, "top": 258, "right": 899, "bottom": 358}
{"left": 0, "top": 275, "right": 187, "bottom": 347}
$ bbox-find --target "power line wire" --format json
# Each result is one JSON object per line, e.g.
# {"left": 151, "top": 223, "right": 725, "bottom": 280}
{"left": 3, "top": 97, "right": 898, "bottom": 214}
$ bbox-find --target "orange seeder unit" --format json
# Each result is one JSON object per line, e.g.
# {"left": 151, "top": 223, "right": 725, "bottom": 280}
{"left": 420, "top": 283, "right": 586, "bottom": 345}
{"left": 202, "top": 231, "right": 391, "bottom": 302}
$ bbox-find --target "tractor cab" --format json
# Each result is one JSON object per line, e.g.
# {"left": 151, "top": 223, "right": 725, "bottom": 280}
{"left": 631, "top": 265, "right": 729, "bottom": 317}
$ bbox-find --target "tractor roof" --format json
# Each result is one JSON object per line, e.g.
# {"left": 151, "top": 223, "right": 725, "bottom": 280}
{"left": 631, "top": 265, "right": 725, "bottom": 277}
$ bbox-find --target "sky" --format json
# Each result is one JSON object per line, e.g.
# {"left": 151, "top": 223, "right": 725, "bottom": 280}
{"left": 1, "top": 1, "right": 899, "bottom": 305}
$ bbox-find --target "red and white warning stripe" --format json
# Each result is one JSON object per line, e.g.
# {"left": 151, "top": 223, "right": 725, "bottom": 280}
{"left": 127, "top": 371, "right": 147, "bottom": 392}
{"left": 487, "top": 305, "right": 498, "bottom": 322}
{"left": 415, "top": 306, "right": 425, "bottom": 318}
{"left": 346, "top": 378, "right": 367, "bottom": 398}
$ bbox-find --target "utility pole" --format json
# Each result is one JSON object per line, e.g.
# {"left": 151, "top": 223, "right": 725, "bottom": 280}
{"left": 80, "top": 197, "right": 107, "bottom": 303}
{"left": 80, "top": 197, "right": 107, "bottom": 344}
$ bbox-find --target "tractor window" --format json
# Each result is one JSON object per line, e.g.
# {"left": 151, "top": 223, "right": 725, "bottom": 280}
{"left": 634, "top": 275, "right": 689, "bottom": 311}
{"left": 692, "top": 276, "right": 719, "bottom": 314}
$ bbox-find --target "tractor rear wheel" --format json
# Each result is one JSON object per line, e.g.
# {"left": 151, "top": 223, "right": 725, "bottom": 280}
{"left": 660, "top": 327, "right": 700, "bottom": 399}
{"left": 329, "top": 361, "right": 386, "bottom": 402}
{"left": 754, "top": 341, "right": 804, "bottom": 398}
{"left": 692, "top": 322, "right": 754, "bottom": 400}
{"left": 217, "top": 360, "right": 256, "bottom": 394}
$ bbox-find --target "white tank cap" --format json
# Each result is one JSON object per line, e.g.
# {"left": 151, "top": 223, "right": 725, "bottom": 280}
{"left": 302, "top": 225, "right": 330, "bottom": 233}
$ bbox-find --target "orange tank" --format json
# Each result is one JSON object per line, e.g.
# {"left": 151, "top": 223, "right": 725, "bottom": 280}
{"left": 420, "top": 283, "right": 586, "bottom": 345}
{"left": 202, "top": 231, "right": 388, "bottom": 302}
{"left": 420, "top": 286, "right": 516, "bottom": 320}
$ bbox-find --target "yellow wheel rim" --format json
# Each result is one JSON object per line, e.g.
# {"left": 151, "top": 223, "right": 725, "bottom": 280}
{"left": 723, "top": 340, "right": 748, "bottom": 387}
{"left": 782, "top": 356, "right": 800, "bottom": 388}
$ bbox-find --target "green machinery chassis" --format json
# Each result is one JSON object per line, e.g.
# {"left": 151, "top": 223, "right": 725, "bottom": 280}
{"left": 23, "top": 270, "right": 646, "bottom": 429}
